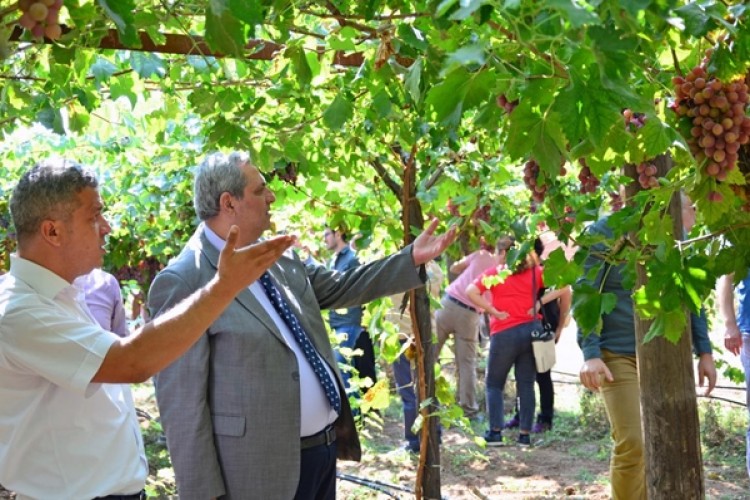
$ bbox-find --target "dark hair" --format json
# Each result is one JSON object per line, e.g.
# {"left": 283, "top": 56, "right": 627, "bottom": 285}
{"left": 10, "top": 158, "right": 98, "bottom": 242}
{"left": 496, "top": 235, "right": 515, "bottom": 252}
{"left": 326, "top": 224, "right": 349, "bottom": 242}
{"left": 533, "top": 237, "right": 544, "bottom": 257}
{"left": 513, "top": 250, "right": 540, "bottom": 274}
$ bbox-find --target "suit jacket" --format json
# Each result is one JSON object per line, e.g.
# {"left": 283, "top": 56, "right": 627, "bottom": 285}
{"left": 148, "top": 225, "right": 424, "bottom": 499}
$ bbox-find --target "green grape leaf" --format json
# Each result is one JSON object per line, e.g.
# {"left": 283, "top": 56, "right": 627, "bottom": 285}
{"left": 643, "top": 309, "right": 687, "bottom": 345}
{"left": 206, "top": 1, "right": 245, "bottom": 56}
{"left": 129, "top": 52, "right": 165, "bottom": 80}
{"left": 543, "top": 247, "right": 582, "bottom": 286}
{"left": 97, "top": 0, "right": 138, "bottom": 46}
{"left": 547, "top": 0, "right": 600, "bottom": 28}
{"left": 323, "top": 94, "right": 354, "bottom": 130}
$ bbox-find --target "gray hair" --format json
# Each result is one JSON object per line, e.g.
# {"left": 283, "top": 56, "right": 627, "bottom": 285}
{"left": 10, "top": 158, "right": 99, "bottom": 242}
{"left": 194, "top": 151, "right": 251, "bottom": 221}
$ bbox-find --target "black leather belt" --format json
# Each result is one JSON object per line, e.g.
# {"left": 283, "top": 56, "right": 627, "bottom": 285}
{"left": 301, "top": 425, "right": 336, "bottom": 450}
{"left": 94, "top": 490, "right": 146, "bottom": 500}
{"left": 447, "top": 294, "right": 477, "bottom": 313}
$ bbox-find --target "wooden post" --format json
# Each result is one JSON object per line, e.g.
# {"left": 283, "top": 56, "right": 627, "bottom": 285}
{"left": 625, "top": 155, "right": 705, "bottom": 498}
{"left": 401, "top": 149, "right": 441, "bottom": 500}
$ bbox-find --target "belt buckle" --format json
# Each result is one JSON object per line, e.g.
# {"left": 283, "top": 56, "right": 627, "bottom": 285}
{"left": 324, "top": 426, "right": 335, "bottom": 446}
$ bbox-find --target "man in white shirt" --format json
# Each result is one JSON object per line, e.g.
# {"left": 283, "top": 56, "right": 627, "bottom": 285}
{"left": 0, "top": 158, "right": 294, "bottom": 499}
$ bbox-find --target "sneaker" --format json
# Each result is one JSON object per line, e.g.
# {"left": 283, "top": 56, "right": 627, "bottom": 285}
{"left": 517, "top": 433, "right": 531, "bottom": 447}
{"left": 402, "top": 442, "right": 420, "bottom": 454}
{"left": 484, "top": 430, "right": 505, "bottom": 447}
{"left": 503, "top": 415, "right": 520, "bottom": 429}
{"left": 531, "top": 421, "right": 551, "bottom": 433}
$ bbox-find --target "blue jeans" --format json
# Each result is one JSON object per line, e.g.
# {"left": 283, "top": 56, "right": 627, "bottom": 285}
{"left": 742, "top": 333, "right": 750, "bottom": 479}
{"left": 486, "top": 321, "right": 538, "bottom": 432}
{"left": 392, "top": 353, "right": 419, "bottom": 448}
{"left": 334, "top": 324, "right": 363, "bottom": 397}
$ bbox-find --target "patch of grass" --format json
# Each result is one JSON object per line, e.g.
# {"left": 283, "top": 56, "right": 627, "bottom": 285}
{"left": 141, "top": 418, "right": 177, "bottom": 497}
{"left": 575, "top": 469, "right": 596, "bottom": 482}
{"left": 700, "top": 400, "right": 747, "bottom": 482}
{"left": 446, "top": 447, "right": 491, "bottom": 470}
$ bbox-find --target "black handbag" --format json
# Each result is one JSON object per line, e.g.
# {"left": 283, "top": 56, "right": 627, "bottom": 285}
{"left": 530, "top": 268, "right": 555, "bottom": 342}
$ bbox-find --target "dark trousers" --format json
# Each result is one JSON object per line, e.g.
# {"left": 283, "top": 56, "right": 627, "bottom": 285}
{"left": 392, "top": 352, "right": 419, "bottom": 448}
{"left": 512, "top": 369, "right": 555, "bottom": 424}
{"left": 535, "top": 369, "right": 554, "bottom": 424}
{"left": 293, "top": 440, "right": 338, "bottom": 500}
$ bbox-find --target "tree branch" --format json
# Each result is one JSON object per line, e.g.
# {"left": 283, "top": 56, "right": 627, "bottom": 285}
{"left": 369, "top": 157, "right": 402, "bottom": 198}
{"left": 321, "top": 2, "right": 378, "bottom": 36}
{"left": 5, "top": 24, "right": 379, "bottom": 67}
{"left": 424, "top": 162, "right": 445, "bottom": 190}
{"left": 487, "top": 20, "right": 568, "bottom": 79}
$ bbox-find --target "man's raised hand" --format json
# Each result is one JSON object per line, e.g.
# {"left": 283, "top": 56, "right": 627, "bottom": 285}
{"left": 218, "top": 226, "right": 295, "bottom": 293}
{"left": 412, "top": 218, "right": 457, "bottom": 266}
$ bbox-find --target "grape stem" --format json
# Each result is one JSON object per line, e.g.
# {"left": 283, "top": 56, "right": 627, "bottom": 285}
{"left": 670, "top": 47, "right": 683, "bottom": 77}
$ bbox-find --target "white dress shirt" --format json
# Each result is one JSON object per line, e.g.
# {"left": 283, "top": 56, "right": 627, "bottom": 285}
{"left": 0, "top": 256, "right": 147, "bottom": 499}
{"left": 204, "top": 227, "right": 339, "bottom": 436}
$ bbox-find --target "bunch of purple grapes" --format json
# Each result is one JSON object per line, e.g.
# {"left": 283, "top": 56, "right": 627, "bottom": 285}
{"left": 496, "top": 95, "right": 518, "bottom": 114}
{"left": 577, "top": 158, "right": 600, "bottom": 194}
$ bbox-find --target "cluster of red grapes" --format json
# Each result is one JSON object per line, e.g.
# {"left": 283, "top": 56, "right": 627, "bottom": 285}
{"left": 496, "top": 94, "right": 518, "bottom": 114}
{"left": 18, "top": 0, "right": 63, "bottom": 40}
{"left": 269, "top": 163, "right": 298, "bottom": 186}
{"left": 446, "top": 200, "right": 491, "bottom": 223}
{"left": 472, "top": 204, "right": 490, "bottom": 223}
{"left": 447, "top": 198, "right": 459, "bottom": 217}
{"left": 671, "top": 65, "right": 750, "bottom": 181}
{"left": 523, "top": 159, "right": 547, "bottom": 202}
{"left": 113, "top": 257, "right": 163, "bottom": 290}
{"left": 623, "top": 109, "right": 646, "bottom": 132}
{"left": 577, "top": 158, "right": 600, "bottom": 194}
{"left": 635, "top": 161, "right": 659, "bottom": 189}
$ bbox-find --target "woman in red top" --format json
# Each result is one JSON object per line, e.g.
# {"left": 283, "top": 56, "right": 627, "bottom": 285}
{"left": 466, "top": 249, "right": 563, "bottom": 447}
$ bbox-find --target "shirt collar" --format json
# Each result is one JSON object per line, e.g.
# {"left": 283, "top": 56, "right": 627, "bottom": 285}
{"left": 203, "top": 223, "right": 227, "bottom": 252}
{"left": 9, "top": 254, "right": 73, "bottom": 301}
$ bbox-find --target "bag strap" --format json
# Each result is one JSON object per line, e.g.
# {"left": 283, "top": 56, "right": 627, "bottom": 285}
{"left": 531, "top": 266, "right": 542, "bottom": 321}
{"left": 532, "top": 265, "right": 552, "bottom": 324}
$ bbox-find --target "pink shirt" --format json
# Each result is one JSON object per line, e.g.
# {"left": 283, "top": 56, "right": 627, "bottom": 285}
{"left": 74, "top": 269, "right": 129, "bottom": 337}
{"left": 445, "top": 250, "right": 498, "bottom": 306}
{"left": 473, "top": 266, "right": 544, "bottom": 334}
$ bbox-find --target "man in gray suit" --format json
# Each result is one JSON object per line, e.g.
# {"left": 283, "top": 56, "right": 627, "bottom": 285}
{"left": 149, "top": 151, "right": 455, "bottom": 500}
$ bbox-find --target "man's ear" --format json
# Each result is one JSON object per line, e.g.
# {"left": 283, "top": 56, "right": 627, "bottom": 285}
{"left": 40, "top": 219, "right": 63, "bottom": 247}
{"left": 219, "top": 192, "right": 235, "bottom": 213}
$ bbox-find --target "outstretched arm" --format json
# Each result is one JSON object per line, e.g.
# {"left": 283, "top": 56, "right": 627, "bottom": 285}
{"left": 94, "top": 228, "right": 294, "bottom": 383}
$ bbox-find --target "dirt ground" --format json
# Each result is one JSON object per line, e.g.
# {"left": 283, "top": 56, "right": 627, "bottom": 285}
{"left": 337, "top": 324, "right": 750, "bottom": 499}
{"left": 336, "top": 373, "right": 750, "bottom": 499}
